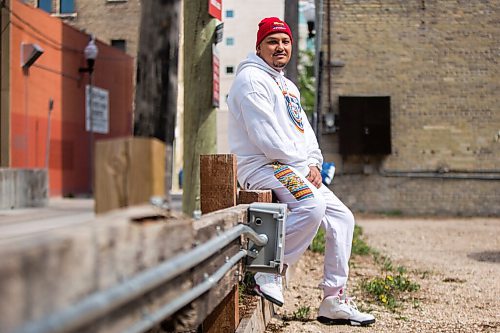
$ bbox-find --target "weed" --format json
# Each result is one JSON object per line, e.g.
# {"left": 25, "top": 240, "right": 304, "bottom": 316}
{"left": 420, "top": 270, "right": 430, "bottom": 279}
{"left": 361, "top": 271, "right": 420, "bottom": 311}
{"left": 291, "top": 305, "right": 311, "bottom": 321}
{"left": 238, "top": 272, "right": 255, "bottom": 302}
{"left": 373, "top": 253, "right": 395, "bottom": 272}
{"left": 412, "top": 298, "right": 421, "bottom": 309}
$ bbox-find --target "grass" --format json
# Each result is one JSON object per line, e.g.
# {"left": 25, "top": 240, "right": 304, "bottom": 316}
{"left": 310, "top": 228, "right": 326, "bottom": 253}
{"left": 311, "top": 225, "right": 373, "bottom": 256}
{"left": 352, "top": 225, "right": 373, "bottom": 255}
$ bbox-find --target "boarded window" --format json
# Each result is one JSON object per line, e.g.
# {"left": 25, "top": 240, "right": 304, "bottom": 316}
{"left": 339, "top": 96, "right": 392, "bottom": 155}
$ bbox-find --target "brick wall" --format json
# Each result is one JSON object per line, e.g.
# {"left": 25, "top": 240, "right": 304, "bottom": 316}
{"left": 321, "top": 0, "right": 499, "bottom": 215}
{"left": 25, "top": 0, "right": 141, "bottom": 57}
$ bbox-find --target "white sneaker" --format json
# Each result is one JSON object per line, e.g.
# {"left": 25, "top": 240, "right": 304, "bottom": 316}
{"left": 317, "top": 296, "right": 375, "bottom": 326}
{"left": 254, "top": 272, "right": 284, "bottom": 307}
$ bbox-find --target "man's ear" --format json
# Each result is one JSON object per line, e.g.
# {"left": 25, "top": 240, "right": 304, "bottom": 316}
{"left": 256, "top": 44, "right": 261, "bottom": 55}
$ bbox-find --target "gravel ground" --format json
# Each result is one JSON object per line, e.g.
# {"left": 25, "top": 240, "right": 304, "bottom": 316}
{"left": 264, "top": 216, "right": 500, "bottom": 332}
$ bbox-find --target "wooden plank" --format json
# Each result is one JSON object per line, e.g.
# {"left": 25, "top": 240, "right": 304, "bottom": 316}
{"left": 163, "top": 205, "right": 247, "bottom": 331}
{"left": 200, "top": 154, "right": 237, "bottom": 214}
{"left": 235, "top": 297, "right": 275, "bottom": 333}
{"left": 238, "top": 190, "right": 272, "bottom": 205}
{"left": 0, "top": 205, "right": 193, "bottom": 333}
{"left": 95, "top": 137, "right": 165, "bottom": 214}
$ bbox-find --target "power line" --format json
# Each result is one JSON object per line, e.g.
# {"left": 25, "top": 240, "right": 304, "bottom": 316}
{"left": 1, "top": 1, "right": 134, "bottom": 62}
{"left": 1, "top": 0, "right": 80, "bottom": 53}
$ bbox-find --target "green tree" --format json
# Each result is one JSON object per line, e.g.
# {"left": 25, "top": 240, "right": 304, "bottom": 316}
{"left": 298, "top": 50, "right": 316, "bottom": 117}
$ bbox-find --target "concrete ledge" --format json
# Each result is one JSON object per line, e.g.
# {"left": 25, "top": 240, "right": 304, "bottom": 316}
{"left": 0, "top": 168, "right": 48, "bottom": 209}
{"left": 236, "top": 297, "right": 275, "bottom": 333}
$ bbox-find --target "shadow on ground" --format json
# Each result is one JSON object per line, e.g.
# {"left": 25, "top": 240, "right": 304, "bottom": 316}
{"left": 467, "top": 251, "right": 500, "bottom": 263}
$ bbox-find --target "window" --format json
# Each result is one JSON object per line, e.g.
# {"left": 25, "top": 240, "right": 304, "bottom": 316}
{"left": 38, "top": 0, "right": 75, "bottom": 14}
{"left": 38, "top": 0, "right": 52, "bottom": 13}
{"left": 111, "top": 39, "right": 127, "bottom": 52}
{"left": 226, "top": 66, "right": 234, "bottom": 74}
{"left": 226, "top": 37, "right": 234, "bottom": 46}
{"left": 60, "top": 0, "right": 75, "bottom": 14}
{"left": 226, "top": 10, "right": 234, "bottom": 18}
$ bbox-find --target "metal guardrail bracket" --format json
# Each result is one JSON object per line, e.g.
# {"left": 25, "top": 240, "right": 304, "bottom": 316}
{"left": 246, "top": 202, "right": 287, "bottom": 274}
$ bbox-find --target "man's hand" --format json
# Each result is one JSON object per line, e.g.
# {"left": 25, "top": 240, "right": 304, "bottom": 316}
{"left": 306, "top": 165, "right": 322, "bottom": 189}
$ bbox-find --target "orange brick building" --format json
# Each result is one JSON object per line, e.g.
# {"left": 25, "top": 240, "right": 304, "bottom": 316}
{"left": 1, "top": 0, "right": 134, "bottom": 196}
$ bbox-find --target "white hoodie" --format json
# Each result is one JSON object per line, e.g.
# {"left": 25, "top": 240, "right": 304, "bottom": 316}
{"left": 227, "top": 53, "right": 323, "bottom": 188}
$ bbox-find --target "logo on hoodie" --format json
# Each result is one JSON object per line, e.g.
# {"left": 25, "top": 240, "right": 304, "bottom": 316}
{"left": 284, "top": 92, "right": 304, "bottom": 133}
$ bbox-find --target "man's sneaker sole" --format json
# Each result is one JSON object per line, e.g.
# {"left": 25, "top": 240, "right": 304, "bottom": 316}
{"left": 253, "top": 286, "right": 284, "bottom": 307}
{"left": 317, "top": 316, "right": 375, "bottom": 326}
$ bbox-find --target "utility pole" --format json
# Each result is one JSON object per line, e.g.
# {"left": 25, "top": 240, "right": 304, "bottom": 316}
{"left": 183, "top": 0, "right": 218, "bottom": 216}
{"left": 133, "top": 0, "right": 181, "bottom": 205}
{"left": 285, "top": 0, "right": 299, "bottom": 84}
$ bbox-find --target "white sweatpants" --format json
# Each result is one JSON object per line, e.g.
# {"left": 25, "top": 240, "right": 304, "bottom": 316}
{"left": 245, "top": 163, "right": 355, "bottom": 297}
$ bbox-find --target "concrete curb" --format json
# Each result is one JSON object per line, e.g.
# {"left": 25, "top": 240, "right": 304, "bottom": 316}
{"left": 0, "top": 168, "right": 47, "bottom": 209}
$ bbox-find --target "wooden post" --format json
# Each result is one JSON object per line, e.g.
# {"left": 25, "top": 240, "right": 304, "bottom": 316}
{"left": 183, "top": 0, "right": 218, "bottom": 216}
{"left": 198, "top": 154, "right": 274, "bottom": 332}
{"left": 202, "top": 285, "right": 239, "bottom": 333}
{"left": 238, "top": 190, "right": 272, "bottom": 205}
{"left": 133, "top": 0, "right": 181, "bottom": 205}
{"left": 200, "top": 154, "right": 237, "bottom": 214}
{"left": 94, "top": 137, "right": 165, "bottom": 214}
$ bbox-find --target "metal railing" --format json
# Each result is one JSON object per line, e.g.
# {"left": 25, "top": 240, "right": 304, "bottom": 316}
{"left": 16, "top": 224, "right": 268, "bottom": 333}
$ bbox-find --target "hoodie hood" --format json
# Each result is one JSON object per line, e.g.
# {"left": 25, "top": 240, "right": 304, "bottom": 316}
{"left": 236, "top": 52, "right": 283, "bottom": 78}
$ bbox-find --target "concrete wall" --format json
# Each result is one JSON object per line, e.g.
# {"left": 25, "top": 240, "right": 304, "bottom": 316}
{"left": 321, "top": 0, "right": 499, "bottom": 215}
{"left": 0, "top": 168, "right": 47, "bottom": 209}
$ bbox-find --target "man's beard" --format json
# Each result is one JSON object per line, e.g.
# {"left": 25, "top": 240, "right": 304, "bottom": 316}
{"left": 273, "top": 61, "right": 287, "bottom": 68}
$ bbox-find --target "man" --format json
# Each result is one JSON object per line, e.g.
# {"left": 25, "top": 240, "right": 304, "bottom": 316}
{"left": 227, "top": 17, "right": 375, "bottom": 326}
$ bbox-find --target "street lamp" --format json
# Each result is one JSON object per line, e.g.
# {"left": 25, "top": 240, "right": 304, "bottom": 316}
{"left": 79, "top": 36, "right": 98, "bottom": 195}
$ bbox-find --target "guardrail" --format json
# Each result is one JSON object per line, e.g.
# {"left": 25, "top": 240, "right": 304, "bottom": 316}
{"left": 0, "top": 154, "right": 275, "bottom": 333}
{"left": 15, "top": 224, "right": 268, "bottom": 333}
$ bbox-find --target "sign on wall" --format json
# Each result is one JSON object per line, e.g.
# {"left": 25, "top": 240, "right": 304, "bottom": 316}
{"left": 85, "top": 85, "right": 109, "bottom": 134}
{"left": 208, "top": 0, "right": 222, "bottom": 20}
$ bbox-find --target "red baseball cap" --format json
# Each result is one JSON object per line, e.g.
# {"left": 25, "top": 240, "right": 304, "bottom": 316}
{"left": 256, "top": 17, "right": 293, "bottom": 48}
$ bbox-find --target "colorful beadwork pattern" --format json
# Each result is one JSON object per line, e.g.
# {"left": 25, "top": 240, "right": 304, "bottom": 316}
{"left": 273, "top": 163, "right": 314, "bottom": 201}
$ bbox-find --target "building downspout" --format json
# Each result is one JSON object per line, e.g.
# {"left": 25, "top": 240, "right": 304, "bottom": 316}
{"left": 326, "top": 0, "right": 332, "bottom": 114}
{"left": 313, "top": 0, "right": 324, "bottom": 142}
{"left": 0, "top": 0, "right": 11, "bottom": 167}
